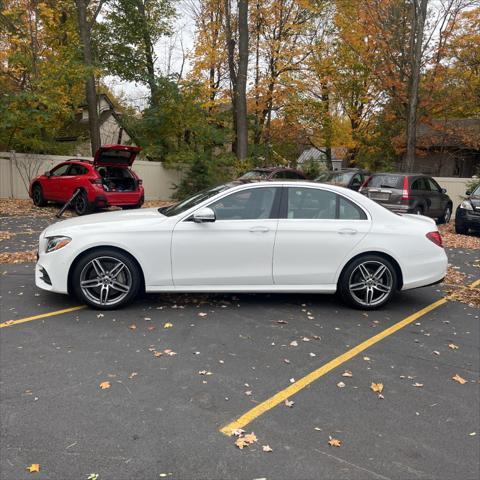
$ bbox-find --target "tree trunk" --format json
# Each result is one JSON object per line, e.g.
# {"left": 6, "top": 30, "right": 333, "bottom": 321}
{"left": 236, "top": 0, "right": 249, "bottom": 160}
{"left": 321, "top": 81, "right": 333, "bottom": 171}
{"left": 75, "top": 0, "right": 101, "bottom": 155}
{"left": 224, "top": 0, "right": 238, "bottom": 155}
{"left": 404, "top": 0, "right": 428, "bottom": 172}
{"left": 137, "top": 0, "right": 158, "bottom": 106}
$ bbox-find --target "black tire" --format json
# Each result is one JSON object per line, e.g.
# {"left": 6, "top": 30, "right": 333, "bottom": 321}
{"left": 32, "top": 184, "right": 47, "bottom": 207}
{"left": 438, "top": 205, "right": 452, "bottom": 224}
{"left": 412, "top": 206, "right": 424, "bottom": 215}
{"left": 338, "top": 254, "right": 398, "bottom": 310}
{"left": 71, "top": 248, "right": 141, "bottom": 309}
{"left": 455, "top": 223, "right": 468, "bottom": 235}
{"left": 74, "top": 190, "right": 93, "bottom": 216}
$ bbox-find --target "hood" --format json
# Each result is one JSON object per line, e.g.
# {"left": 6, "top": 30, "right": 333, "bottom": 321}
{"left": 43, "top": 208, "right": 165, "bottom": 237}
{"left": 93, "top": 145, "right": 141, "bottom": 167}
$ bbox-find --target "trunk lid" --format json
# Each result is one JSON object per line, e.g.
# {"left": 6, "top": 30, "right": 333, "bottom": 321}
{"left": 93, "top": 145, "right": 141, "bottom": 167}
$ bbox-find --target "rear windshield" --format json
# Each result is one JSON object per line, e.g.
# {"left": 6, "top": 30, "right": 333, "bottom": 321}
{"left": 316, "top": 171, "right": 354, "bottom": 185}
{"left": 240, "top": 170, "right": 271, "bottom": 180}
{"left": 367, "top": 174, "right": 404, "bottom": 189}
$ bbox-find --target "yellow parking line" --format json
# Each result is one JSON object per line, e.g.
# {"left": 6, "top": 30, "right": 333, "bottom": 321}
{"left": 220, "top": 277, "right": 480, "bottom": 435}
{"left": 0, "top": 306, "right": 86, "bottom": 329}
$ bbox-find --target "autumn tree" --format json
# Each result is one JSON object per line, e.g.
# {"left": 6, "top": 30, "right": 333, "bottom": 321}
{"left": 96, "top": 0, "right": 176, "bottom": 107}
{"left": 0, "top": 0, "right": 86, "bottom": 153}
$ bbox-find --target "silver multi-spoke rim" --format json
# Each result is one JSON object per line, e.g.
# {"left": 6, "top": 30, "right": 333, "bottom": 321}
{"left": 79, "top": 256, "right": 132, "bottom": 306}
{"left": 349, "top": 261, "right": 393, "bottom": 307}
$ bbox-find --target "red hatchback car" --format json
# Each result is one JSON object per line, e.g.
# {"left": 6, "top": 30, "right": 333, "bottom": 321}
{"left": 29, "top": 145, "right": 144, "bottom": 215}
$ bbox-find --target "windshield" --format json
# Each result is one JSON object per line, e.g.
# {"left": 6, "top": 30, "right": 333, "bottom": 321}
{"left": 159, "top": 184, "right": 233, "bottom": 217}
{"left": 472, "top": 185, "right": 480, "bottom": 196}
{"left": 316, "top": 171, "right": 353, "bottom": 185}
{"left": 240, "top": 170, "right": 271, "bottom": 180}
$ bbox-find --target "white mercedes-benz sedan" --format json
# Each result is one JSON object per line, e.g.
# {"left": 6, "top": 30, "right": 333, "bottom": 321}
{"left": 35, "top": 181, "right": 447, "bottom": 310}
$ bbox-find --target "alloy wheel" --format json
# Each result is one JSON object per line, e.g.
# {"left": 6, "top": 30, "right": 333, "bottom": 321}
{"left": 348, "top": 260, "right": 393, "bottom": 307}
{"left": 79, "top": 256, "right": 132, "bottom": 306}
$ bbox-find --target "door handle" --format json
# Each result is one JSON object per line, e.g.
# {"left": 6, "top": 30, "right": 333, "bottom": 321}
{"left": 337, "top": 228, "right": 358, "bottom": 235}
{"left": 249, "top": 226, "right": 270, "bottom": 233}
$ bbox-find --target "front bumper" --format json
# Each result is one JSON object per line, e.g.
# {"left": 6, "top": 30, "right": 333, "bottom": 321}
{"left": 455, "top": 207, "right": 480, "bottom": 228}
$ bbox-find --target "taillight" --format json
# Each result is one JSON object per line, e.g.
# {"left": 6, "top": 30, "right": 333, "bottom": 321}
{"left": 401, "top": 176, "right": 410, "bottom": 201}
{"left": 89, "top": 178, "right": 102, "bottom": 185}
{"left": 137, "top": 179, "right": 143, "bottom": 186}
{"left": 426, "top": 231, "right": 443, "bottom": 248}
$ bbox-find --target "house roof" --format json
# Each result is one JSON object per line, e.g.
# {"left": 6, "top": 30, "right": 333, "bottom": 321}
{"left": 411, "top": 119, "right": 480, "bottom": 150}
{"left": 56, "top": 94, "right": 135, "bottom": 143}
{"left": 297, "top": 146, "right": 348, "bottom": 164}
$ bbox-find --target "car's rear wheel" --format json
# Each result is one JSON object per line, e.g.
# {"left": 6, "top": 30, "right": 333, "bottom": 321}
{"left": 438, "top": 205, "right": 452, "bottom": 224}
{"left": 32, "top": 185, "right": 47, "bottom": 207}
{"left": 72, "top": 249, "right": 141, "bottom": 309}
{"left": 74, "top": 191, "right": 93, "bottom": 216}
{"left": 338, "top": 255, "right": 397, "bottom": 310}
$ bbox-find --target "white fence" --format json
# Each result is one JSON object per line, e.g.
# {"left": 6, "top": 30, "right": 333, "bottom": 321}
{"left": 0, "top": 151, "right": 471, "bottom": 214}
{"left": 0, "top": 151, "right": 183, "bottom": 200}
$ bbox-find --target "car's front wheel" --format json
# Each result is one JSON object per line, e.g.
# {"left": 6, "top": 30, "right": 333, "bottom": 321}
{"left": 32, "top": 185, "right": 47, "bottom": 207}
{"left": 72, "top": 249, "right": 141, "bottom": 309}
{"left": 438, "top": 205, "right": 452, "bottom": 224}
{"left": 338, "top": 255, "right": 397, "bottom": 310}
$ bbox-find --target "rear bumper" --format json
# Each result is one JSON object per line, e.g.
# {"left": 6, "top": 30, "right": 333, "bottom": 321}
{"left": 88, "top": 187, "right": 145, "bottom": 208}
{"left": 401, "top": 248, "right": 448, "bottom": 290}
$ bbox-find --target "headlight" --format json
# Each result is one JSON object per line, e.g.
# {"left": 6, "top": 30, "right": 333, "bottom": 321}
{"left": 45, "top": 236, "right": 71, "bottom": 253}
{"left": 459, "top": 200, "right": 473, "bottom": 211}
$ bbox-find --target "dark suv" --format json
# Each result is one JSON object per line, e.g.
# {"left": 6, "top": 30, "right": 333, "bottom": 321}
{"left": 455, "top": 184, "right": 480, "bottom": 234}
{"left": 238, "top": 167, "right": 306, "bottom": 181}
{"left": 360, "top": 173, "right": 453, "bottom": 223}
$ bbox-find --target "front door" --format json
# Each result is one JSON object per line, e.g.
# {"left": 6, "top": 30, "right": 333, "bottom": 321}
{"left": 43, "top": 163, "right": 71, "bottom": 200}
{"left": 273, "top": 186, "right": 371, "bottom": 286}
{"left": 172, "top": 186, "right": 279, "bottom": 285}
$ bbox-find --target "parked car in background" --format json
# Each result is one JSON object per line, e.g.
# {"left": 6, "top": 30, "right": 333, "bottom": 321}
{"left": 29, "top": 145, "right": 144, "bottom": 215}
{"left": 238, "top": 167, "right": 306, "bottom": 181}
{"left": 360, "top": 173, "right": 453, "bottom": 223}
{"left": 36, "top": 181, "right": 447, "bottom": 311}
{"left": 315, "top": 168, "right": 370, "bottom": 191}
{"left": 455, "top": 184, "right": 480, "bottom": 234}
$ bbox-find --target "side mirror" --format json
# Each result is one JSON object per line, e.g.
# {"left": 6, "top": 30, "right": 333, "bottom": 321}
{"left": 44, "top": 171, "right": 51, "bottom": 177}
{"left": 193, "top": 207, "right": 216, "bottom": 223}
{"left": 441, "top": 188, "right": 447, "bottom": 194}
{"left": 466, "top": 190, "right": 471, "bottom": 196}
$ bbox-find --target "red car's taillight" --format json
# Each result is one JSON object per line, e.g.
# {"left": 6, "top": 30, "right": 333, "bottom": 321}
{"left": 89, "top": 178, "right": 103, "bottom": 185}
{"left": 359, "top": 176, "right": 371, "bottom": 192}
{"left": 401, "top": 176, "right": 410, "bottom": 202}
{"left": 137, "top": 179, "right": 143, "bottom": 186}
{"left": 426, "top": 231, "right": 443, "bottom": 248}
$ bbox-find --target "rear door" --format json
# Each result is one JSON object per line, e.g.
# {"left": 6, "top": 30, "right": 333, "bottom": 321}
{"left": 411, "top": 177, "right": 434, "bottom": 215}
{"left": 273, "top": 186, "right": 371, "bottom": 286}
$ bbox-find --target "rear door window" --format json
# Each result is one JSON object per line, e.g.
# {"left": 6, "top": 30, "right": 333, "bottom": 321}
{"left": 411, "top": 178, "right": 428, "bottom": 191}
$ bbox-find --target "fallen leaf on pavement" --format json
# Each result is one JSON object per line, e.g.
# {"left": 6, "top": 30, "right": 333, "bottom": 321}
{"left": 164, "top": 322, "right": 173, "bottom": 329}
{"left": 262, "top": 445, "right": 273, "bottom": 452}
{"left": 412, "top": 383, "right": 424, "bottom": 387}
{"left": 235, "top": 437, "right": 248, "bottom": 449}
{"left": 276, "top": 320, "right": 288, "bottom": 324}
{"left": 99, "top": 381, "right": 110, "bottom": 390}
{"left": 363, "top": 356, "right": 370, "bottom": 361}
{"left": 243, "top": 433, "right": 258, "bottom": 444}
{"left": 128, "top": 372, "right": 138, "bottom": 379}
{"left": 231, "top": 428, "right": 245, "bottom": 437}
{"left": 448, "top": 343, "right": 459, "bottom": 350}
{"left": 164, "top": 349, "right": 177, "bottom": 356}
{"left": 87, "top": 475, "right": 99, "bottom": 480}
{"left": 342, "top": 370, "right": 353, "bottom": 377}
{"left": 198, "top": 370, "right": 212, "bottom": 375}
{"left": 153, "top": 351, "right": 163, "bottom": 357}
{"left": 452, "top": 374, "right": 467, "bottom": 385}
{"left": 285, "top": 399, "right": 295, "bottom": 407}
{"left": 284, "top": 358, "right": 290, "bottom": 364}
{"left": 27, "top": 464, "right": 40, "bottom": 473}
{"left": 245, "top": 390, "right": 252, "bottom": 396}
{"left": 129, "top": 324, "right": 137, "bottom": 330}
{"left": 198, "top": 312, "right": 207, "bottom": 317}
{"left": 337, "top": 381, "right": 346, "bottom": 388}
{"left": 289, "top": 340, "right": 298, "bottom": 347}
{"left": 328, "top": 437, "right": 341, "bottom": 447}
{"left": 370, "top": 382, "right": 384, "bottom": 393}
